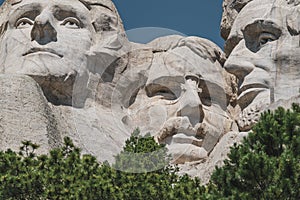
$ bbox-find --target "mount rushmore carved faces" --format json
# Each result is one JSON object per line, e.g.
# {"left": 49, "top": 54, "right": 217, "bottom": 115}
{"left": 224, "top": 0, "right": 300, "bottom": 130}
{"left": 0, "top": 0, "right": 236, "bottom": 167}
{"left": 0, "top": 0, "right": 125, "bottom": 106}
{"left": 123, "top": 36, "right": 234, "bottom": 164}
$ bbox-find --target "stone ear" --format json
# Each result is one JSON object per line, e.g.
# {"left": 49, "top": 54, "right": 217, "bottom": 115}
{"left": 87, "top": 1, "right": 124, "bottom": 33}
{"left": 92, "top": 13, "right": 117, "bottom": 32}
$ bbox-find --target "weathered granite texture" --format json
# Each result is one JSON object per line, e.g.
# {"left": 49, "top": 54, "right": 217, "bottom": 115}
{"left": 120, "top": 35, "right": 235, "bottom": 164}
{"left": 0, "top": 0, "right": 299, "bottom": 184}
{"left": 0, "top": 0, "right": 130, "bottom": 163}
{"left": 221, "top": 0, "right": 253, "bottom": 41}
{"left": 224, "top": 0, "right": 300, "bottom": 131}
{"left": 0, "top": 0, "right": 128, "bottom": 107}
{"left": 0, "top": 75, "right": 62, "bottom": 154}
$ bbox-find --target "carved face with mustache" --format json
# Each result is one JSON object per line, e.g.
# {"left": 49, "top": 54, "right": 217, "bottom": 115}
{"left": 123, "top": 37, "right": 233, "bottom": 164}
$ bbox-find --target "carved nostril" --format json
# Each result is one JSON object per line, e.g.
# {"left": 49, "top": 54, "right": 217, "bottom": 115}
{"left": 31, "top": 21, "right": 57, "bottom": 45}
{"left": 177, "top": 105, "right": 204, "bottom": 127}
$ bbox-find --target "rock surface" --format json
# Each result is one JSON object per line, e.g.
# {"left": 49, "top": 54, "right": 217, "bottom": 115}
{"left": 0, "top": 0, "right": 299, "bottom": 184}
{"left": 0, "top": 75, "right": 62, "bottom": 154}
{"left": 221, "top": 0, "right": 253, "bottom": 41}
{"left": 224, "top": 0, "right": 300, "bottom": 131}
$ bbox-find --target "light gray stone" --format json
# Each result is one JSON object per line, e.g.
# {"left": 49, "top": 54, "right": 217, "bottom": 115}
{"left": 0, "top": 0, "right": 130, "bottom": 162}
{"left": 178, "top": 131, "right": 247, "bottom": 184}
{"left": 224, "top": 0, "right": 300, "bottom": 131}
{"left": 2, "top": 0, "right": 299, "bottom": 185}
{"left": 0, "top": 0, "right": 128, "bottom": 107}
{"left": 120, "top": 36, "right": 236, "bottom": 164}
{"left": 221, "top": 0, "right": 253, "bottom": 41}
{"left": 0, "top": 75, "right": 62, "bottom": 154}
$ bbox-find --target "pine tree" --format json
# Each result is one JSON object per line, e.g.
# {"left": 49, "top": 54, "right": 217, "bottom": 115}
{"left": 207, "top": 104, "right": 300, "bottom": 199}
{"left": 113, "top": 128, "right": 204, "bottom": 200}
{"left": 0, "top": 129, "right": 204, "bottom": 199}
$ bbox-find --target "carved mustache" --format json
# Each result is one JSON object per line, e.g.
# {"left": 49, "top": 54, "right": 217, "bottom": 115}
{"left": 155, "top": 117, "right": 207, "bottom": 147}
{"left": 22, "top": 48, "right": 63, "bottom": 58}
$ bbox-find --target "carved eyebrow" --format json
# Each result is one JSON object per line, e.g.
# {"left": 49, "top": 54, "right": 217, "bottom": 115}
{"left": 52, "top": 6, "right": 88, "bottom": 25}
{"left": 16, "top": 10, "right": 40, "bottom": 20}
{"left": 242, "top": 19, "right": 282, "bottom": 52}
{"left": 9, "top": 4, "right": 41, "bottom": 21}
{"left": 243, "top": 19, "right": 282, "bottom": 34}
{"left": 53, "top": 8, "right": 80, "bottom": 20}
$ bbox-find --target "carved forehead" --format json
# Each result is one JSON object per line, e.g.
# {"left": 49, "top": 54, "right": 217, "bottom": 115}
{"left": 0, "top": 0, "right": 124, "bottom": 32}
{"left": 8, "top": 0, "right": 90, "bottom": 16}
{"left": 147, "top": 37, "right": 226, "bottom": 88}
{"left": 235, "top": 0, "right": 300, "bottom": 32}
{"left": 222, "top": 0, "right": 300, "bottom": 43}
{"left": 3, "top": 0, "right": 114, "bottom": 9}
{"left": 225, "top": 0, "right": 300, "bottom": 54}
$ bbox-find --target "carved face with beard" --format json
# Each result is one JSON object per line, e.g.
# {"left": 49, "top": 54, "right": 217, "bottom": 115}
{"left": 122, "top": 36, "right": 234, "bottom": 164}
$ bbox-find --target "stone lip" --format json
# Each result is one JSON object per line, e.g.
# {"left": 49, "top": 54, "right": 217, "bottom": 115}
{"left": 23, "top": 48, "right": 63, "bottom": 58}
{"left": 170, "top": 133, "right": 203, "bottom": 147}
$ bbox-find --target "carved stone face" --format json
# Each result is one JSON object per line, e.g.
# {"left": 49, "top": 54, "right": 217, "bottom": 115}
{"left": 124, "top": 38, "right": 232, "bottom": 164}
{"left": 0, "top": 0, "right": 94, "bottom": 77}
{"left": 224, "top": 0, "right": 300, "bottom": 130}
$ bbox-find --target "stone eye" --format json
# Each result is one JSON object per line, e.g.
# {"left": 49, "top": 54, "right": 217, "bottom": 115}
{"left": 258, "top": 32, "right": 277, "bottom": 46}
{"left": 16, "top": 17, "right": 34, "bottom": 29}
{"left": 61, "top": 17, "right": 80, "bottom": 29}
{"left": 146, "top": 84, "right": 178, "bottom": 101}
{"left": 243, "top": 20, "right": 282, "bottom": 52}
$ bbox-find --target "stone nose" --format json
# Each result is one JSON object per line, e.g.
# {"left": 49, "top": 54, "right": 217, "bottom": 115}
{"left": 224, "top": 50, "right": 255, "bottom": 82}
{"left": 31, "top": 11, "right": 57, "bottom": 45}
{"left": 176, "top": 87, "right": 204, "bottom": 127}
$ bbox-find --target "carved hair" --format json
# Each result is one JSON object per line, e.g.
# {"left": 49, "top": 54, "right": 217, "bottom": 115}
{"left": 78, "top": 0, "right": 124, "bottom": 33}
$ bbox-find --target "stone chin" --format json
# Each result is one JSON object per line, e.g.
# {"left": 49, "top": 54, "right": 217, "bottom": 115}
{"left": 31, "top": 73, "right": 89, "bottom": 108}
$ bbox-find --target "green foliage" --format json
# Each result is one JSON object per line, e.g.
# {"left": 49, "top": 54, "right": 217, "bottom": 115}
{"left": 3, "top": 103, "right": 299, "bottom": 199}
{"left": 0, "top": 129, "right": 203, "bottom": 199}
{"left": 113, "top": 129, "right": 204, "bottom": 199}
{"left": 0, "top": 137, "right": 121, "bottom": 199}
{"left": 113, "top": 129, "right": 169, "bottom": 173}
{"left": 208, "top": 103, "right": 300, "bottom": 199}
